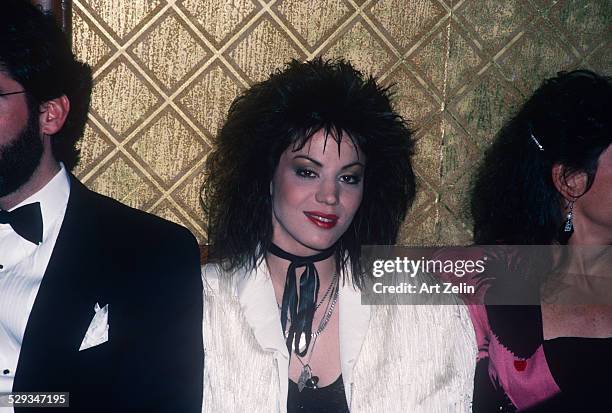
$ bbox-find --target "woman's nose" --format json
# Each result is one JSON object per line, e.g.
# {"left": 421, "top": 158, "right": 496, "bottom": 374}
{"left": 315, "top": 179, "right": 339, "bottom": 205}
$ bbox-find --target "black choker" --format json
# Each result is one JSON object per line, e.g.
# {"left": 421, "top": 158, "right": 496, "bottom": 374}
{"left": 268, "top": 243, "right": 335, "bottom": 357}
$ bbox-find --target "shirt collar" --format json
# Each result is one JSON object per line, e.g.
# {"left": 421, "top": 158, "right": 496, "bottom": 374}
{"left": 9, "top": 163, "right": 71, "bottom": 241}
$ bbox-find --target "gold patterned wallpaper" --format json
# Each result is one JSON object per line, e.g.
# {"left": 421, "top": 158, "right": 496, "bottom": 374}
{"left": 71, "top": 0, "right": 611, "bottom": 246}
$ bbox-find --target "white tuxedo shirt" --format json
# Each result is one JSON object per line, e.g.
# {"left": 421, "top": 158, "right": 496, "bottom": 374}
{"left": 0, "top": 165, "right": 70, "bottom": 397}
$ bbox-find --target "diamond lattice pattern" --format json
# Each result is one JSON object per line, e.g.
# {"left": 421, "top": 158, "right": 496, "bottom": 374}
{"left": 72, "top": 0, "right": 612, "bottom": 245}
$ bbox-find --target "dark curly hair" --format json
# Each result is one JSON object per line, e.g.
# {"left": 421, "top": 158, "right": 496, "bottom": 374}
{"left": 0, "top": 0, "right": 93, "bottom": 171}
{"left": 471, "top": 69, "right": 612, "bottom": 245}
{"left": 202, "top": 58, "right": 415, "bottom": 286}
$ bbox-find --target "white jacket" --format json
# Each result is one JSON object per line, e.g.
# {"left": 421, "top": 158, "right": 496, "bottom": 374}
{"left": 202, "top": 261, "right": 476, "bottom": 412}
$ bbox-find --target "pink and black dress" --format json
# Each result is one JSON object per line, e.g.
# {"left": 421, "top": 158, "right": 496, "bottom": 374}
{"left": 435, "top": 247, "right": 611, "bottom": 412}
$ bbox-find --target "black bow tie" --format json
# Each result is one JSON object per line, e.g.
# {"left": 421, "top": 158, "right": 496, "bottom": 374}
{"left": 0, "top": 202, "right": 43, "bottom": 245}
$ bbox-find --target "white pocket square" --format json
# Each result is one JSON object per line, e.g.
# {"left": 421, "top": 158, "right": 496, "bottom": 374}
{"left": 79, "top": 302, "right": 109, "bottom": 351}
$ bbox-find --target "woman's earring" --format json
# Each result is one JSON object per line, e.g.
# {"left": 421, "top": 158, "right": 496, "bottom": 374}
{"left": 564, "top": 200, "right": 575, "bottom": 232}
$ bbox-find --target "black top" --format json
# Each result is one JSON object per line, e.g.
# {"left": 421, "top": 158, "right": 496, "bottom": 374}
{"left": 531, "top": 337, "right": 612, "bottom": 412}
{"left": 287, "top": 375, "right": 350, "bottom": 413}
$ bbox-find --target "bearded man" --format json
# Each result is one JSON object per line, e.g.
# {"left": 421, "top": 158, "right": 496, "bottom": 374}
{"left": 0, "top": 2, "right": 203, "bottom": 411}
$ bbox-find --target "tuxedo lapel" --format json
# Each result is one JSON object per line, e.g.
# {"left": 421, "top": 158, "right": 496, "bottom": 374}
{"left": 13, "top": 177, "right": 106, "bottom": 391}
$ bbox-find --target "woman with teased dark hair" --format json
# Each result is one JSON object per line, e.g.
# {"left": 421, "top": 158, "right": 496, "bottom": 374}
{"left": 203, "top": 58, "right": 414, "bottom": 283}
{"left": 201, "top": 58, "right": 475, "bottom": 412}
{"left": 469, "top": 70, "right": 612, "bottom": 411}
{"left": 472, "top": 70, "right": 612, "bottom": 246}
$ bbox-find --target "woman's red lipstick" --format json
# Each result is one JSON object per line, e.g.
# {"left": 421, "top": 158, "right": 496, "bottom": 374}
{"left": 304, "top": 211, "right": 339, "bottom": 229}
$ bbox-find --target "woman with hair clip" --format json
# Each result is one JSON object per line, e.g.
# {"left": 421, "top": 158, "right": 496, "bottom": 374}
{"left": 200, "top": 58, "right": 475, "bottom": 412}
{"left": 469, "top": 70, "right": 612, "bottom": 412}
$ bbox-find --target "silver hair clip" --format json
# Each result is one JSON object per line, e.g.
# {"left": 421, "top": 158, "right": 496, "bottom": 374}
{"left": 529, "top": 131, "right": 544, "bottom": 151}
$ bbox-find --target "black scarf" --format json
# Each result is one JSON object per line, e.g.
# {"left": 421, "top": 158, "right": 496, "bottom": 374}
{"left": 268, "top": 243, "right": 335, "bottom": 357}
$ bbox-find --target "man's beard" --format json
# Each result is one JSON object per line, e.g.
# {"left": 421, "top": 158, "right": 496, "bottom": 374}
{"left": 0, "top": 112, "right": 44, "bottom": 198}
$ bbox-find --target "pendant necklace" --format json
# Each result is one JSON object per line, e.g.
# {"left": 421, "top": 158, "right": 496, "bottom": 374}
{"left": 288, "top": 272, "right": 339, "bottom": 354}
{"left": 293, "top": 276, "right": 339, "bottom": 392}
{"left": 269, "top": 243, "right": 336, "bottom": 358}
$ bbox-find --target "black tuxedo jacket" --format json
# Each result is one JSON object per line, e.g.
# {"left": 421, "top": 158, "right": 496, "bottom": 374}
{"left": 12, "top": 176, "right": 203, "bottom": 412}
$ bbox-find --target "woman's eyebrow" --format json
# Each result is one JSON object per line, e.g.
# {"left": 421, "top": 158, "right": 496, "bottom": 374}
{"left": 341, "top": 161, "right": 365, "bottom": 170}
{"left": 292, "top": 155, "right": 322, "bottom": 166}
{"left": 292, "top": 155, "right": 364, "bottom": 170}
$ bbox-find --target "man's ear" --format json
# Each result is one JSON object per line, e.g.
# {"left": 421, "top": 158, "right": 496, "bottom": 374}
{"left": 551, "top": 163, "right": 588, "bottom": 200}
{"left": 39, "top": 95, "right": 70, "bottom": 136}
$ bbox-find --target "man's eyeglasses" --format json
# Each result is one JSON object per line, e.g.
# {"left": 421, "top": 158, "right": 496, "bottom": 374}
{"left": 0, "top": 91, "right": 25, "bottom": 97}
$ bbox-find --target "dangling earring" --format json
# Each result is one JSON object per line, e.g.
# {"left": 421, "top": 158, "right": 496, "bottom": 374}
{"left": 564, "top": 200, "right": 575, "bottom": 232}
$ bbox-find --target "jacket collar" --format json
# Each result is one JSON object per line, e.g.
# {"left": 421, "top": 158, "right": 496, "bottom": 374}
{"left": 235, "top": 260, "right": 371, "bottom": 408}
{"left": 235, "top": 259, "right": 289, "bottom": 412}
{"left": 236, "top": 259, "right": 288, "bottom": 359}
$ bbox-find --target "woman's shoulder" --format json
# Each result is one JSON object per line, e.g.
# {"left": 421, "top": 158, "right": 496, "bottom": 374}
{"left": 201, "top": 262, "right": 240, "bottom": 296}
{"left": 201, "top": 261, "right": 221, "bottom": 284}
{"left": 201, "top": 260, "right": 261, "bottom": 296}
{"left": 201, "top": 261, "right": 224, "bottom": 280}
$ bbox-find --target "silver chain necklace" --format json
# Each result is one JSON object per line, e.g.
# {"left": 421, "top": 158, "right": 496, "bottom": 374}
{"left": 283, "top": 272, "right": 339, "bottom": 344}
{"left": 286, "top": 276, "right": 339, "bottom": 391}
